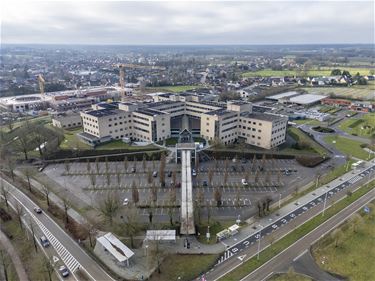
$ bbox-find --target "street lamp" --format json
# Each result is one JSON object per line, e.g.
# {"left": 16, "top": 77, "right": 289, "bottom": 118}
{"left": 278, "top": 193, "right": 282, "bottom": 209}
{"left": 236, "top": 214, "right": 241, "bottom": 225}
{"left": 206, "top": 225, "right": 210, "bottom": 242}
{"left": 257, "top": 224, "right": 263, "bottom": 260}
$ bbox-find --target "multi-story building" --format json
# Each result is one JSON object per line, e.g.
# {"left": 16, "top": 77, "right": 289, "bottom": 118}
{"left": 79, "top": 93, "right": 288, "bottom": 149}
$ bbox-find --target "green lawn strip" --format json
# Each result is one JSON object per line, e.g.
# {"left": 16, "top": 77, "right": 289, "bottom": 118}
{"left": 196, "top": 221, "right": 235, "bottom": 245}
{"left": 288, "top": 127, "right": 328, "bottom": 156}
{"left": 339, "top": 113, "right": 375, "bottom": 138}
{"left": 311, "top": 201, "right": 375, "bottom": 281}
{"left": 219, "top": 180, "right": 375, "bottom": 281}
{"left": 324, "top": 135, "right": 373, "bottom": 160}
{"left": 149, "top": 254, "right": 219, "bottom": 281}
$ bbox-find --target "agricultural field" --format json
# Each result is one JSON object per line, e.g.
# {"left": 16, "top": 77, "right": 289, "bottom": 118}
{"left": 312, "top": 205, "right": 375, "bottom": 281}
{"left": 301, "top": 82, "right": 375, "bottom": 101}
{"left": 242, "top": 67, "right": 374, "bottom": 78}
{"left": 338, "top": 113, "right": 375, "bottom": 138}
{"left": 324, "top": 135, "right": 374, "bottom": 160}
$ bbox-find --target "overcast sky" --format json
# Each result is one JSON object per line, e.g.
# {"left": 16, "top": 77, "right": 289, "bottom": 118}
{"left": 1, "top": 1, "right": 374, "bottom": 45}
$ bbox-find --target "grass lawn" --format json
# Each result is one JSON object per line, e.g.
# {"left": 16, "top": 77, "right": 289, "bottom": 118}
{"left": 219, "top": 180, "right": 375, "bottom": 281}
{"left": 196, "top": 220, "right": 235, "bottom": 245}
{"left": 60, "top": 128, "right": 91, "bottom": 150}
{"left": 338, "top": 113, "right": 375, "bottom": 138}
{"left": 149, "top": 254, "right": 219, "bottom": 281}
{"left": 95, "top": 140, "right": 156, "bottom": 150}
{"left": 269, "top": 272, "right": 312, "bottom": 281}
{"left": 301, "top": 82, "right": 375, "bottom": 100}
{"left": 242, "top": 67, "right": 374, "bottom": 78}
{"left": 312, "top": 203, "right": 375, "bottom": 281}
{"left": 146, "top": 85, "right": 202, "bottom": 93}
{"left": 288, "top": 127, "right": 328, "bottom": 157}
{"left": 324, "top": 135, "right": 373, "bottom": 160}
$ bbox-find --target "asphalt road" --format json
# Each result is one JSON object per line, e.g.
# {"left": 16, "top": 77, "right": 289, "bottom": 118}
{"left": 203, "top": 162, "right": 375, "bottom": 281}
{"left": 241, "top": 187, "right": 375, "bottom": 281}
{"left": 2, "top": 178, "right": 115, "bottom": 281}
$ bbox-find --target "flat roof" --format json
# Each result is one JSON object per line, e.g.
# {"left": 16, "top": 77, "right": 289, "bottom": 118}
{"left": 135, "top": 108, "right": 165, "bottom": 117}
{"left": 96, "top": 232, "right": 134, "bottom": 263}
{"left": 96, "top": 102, "right": 119, "bottom": 110}
{"left": 205, "top": 108, "right": 233, "bottom": 116}
{"left": 266, "top": 91, "right": 300, "bottom": 100}
{"left": 241, "top": 112, "right": 286, "bottom": 122}
{"left": 146, "top": 230, "right": 176, "bottom": 241}
{"left": 84, "top": 109, "right": 117, "bottom": 117}
{"left": 289, "top": 94, "right": 326, "bottom": 105}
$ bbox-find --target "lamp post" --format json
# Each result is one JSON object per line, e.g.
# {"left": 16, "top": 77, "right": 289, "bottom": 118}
{"left": 206, "top": 225, "right": 210, "bottom": 242}
{"left": 278, "top": 193, "right": 282, "bottom": 209}
{"left": 257, "top": 224, "right": 263, "bottom": 260}
{"left": 236, "top": 214, "right": 241, "bottom": 225}
{"left": 322, "top": 190, "right": 328, "bottom": 217}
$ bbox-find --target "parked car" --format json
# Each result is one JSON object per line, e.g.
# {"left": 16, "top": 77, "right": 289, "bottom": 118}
{"left": 59, "top": 265, "right": 69, "bottom": 278}
{"left": 167, "top": 171, "right": 172, "bottom": 177}
{"left": 40, "top": 236, "right": 50, "bottom": 247}
{"left": 152, "top": 171, "right": 158, "bottom": 177}
{"left": 202, "top": 180, "right": 208, "bottom": 187}
{"left": 34, "top": 207, "right": 42, "bottom": 214}
{"left": 192, "top": 169, "right": 197, "bottom": 176}
{"left": 123, "top": 198, "right": 129, "bottom": 206}
{"left": 131, "top": 167, "right": 136, "bottom": 173}
{"left": 241, "top": 179, "right": 248, "bottom": 186}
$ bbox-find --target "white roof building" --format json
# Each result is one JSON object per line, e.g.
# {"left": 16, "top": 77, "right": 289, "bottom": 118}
{"left": 96, "top": 232, "right": 134, "bottom": 266}
{"left": 289, "top": 94, "right": 326, "bottom": 105}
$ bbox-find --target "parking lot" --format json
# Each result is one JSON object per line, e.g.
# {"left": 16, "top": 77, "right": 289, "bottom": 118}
{"left": 42, "top": 157, "right": 320, "bottom": 222}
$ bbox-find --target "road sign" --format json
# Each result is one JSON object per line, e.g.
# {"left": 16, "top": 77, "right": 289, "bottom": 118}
{"left": 238, "top": 255, "right": 246, "bottom": 261}
{"left": 364, "top": 206, "right": 370, "bottom": 214}
{"left": 52, "top": 256, "right": 59, "bottom": 263}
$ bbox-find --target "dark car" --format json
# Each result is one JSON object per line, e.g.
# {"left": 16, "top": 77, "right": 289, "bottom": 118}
{"left": 167, "top": 171, "right": 172, "bottom": 177}
{"left": 202, "top": 180, "right": 208, "bottom": 187}
{"left": 59, "top": 265, "right": 69, "bottom": 278}
{"left": 131, "top": 167, "right": 136, "bottom": 173}
{"left": 34, "top": 207, "right": 42, "bottom": 214}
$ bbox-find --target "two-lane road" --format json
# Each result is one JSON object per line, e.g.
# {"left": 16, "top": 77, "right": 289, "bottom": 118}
{"left": 2, "top": 177, "right": 115, "bottom": 281}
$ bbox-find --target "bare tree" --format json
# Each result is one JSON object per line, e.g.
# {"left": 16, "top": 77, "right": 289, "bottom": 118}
{"left": 15, "top": 202, "right": 24, "bottom": 230}
{"left": 42, "top": 256, "right": 54, "bottom": 281}
{"left": 142, "top": 155, "right": 146, "bottom": 172}
{"left": 5, "top": 158, "right": 15, "bottom": 182}
{"left": 331, "top": 228, "right": 343, "bottom": 247}
{"left": 98, "top": 192, "right": 120, "bottom": 225}
{"left": 208, "top": 169, "right": 214, "bottom": 186}
{"left": 13, "top": 128, "right": 32, "bottom": 160}
{"left": 223, "top": 170, "right": 228, "bottom": 186}
{"left": 150, "top": 182, "right": 157, "bottom": 205}
{"left": 62, "top": 197, "right": 70, "bottom": 224}
{"left": 195, "top": 189, "right": 204, "bottom": 224}
{"left": 172, "top": 170, "right": 177, "bottom": 187}
{"left": 22, "top": 167, "right": 34, "bottom": 192}
{"left": 131, "top": 181, "right": 139, "bottom": 205}
{"left": 122, "top": 206, "right": 140, "bottom": 248}
{"left": 64, "top": 160, "right": 70, "bottom": 174}
{"left": 168, "top": 188, "right": 177, "bottom": 226}
{"left": 124, "top": 156, "right": 128, "bottom": 172}
{"left": 214, "top": 188, "right": 222, "bottom": 207}
{"left": 90, "top": 172, "right": 96, "bottom": 189}
{"left": 95, "top": 157, "right": 100, "bottom": 173}
{"left": 0, "top": 181, "right": 9, "bottom": 209}
{"left": 147, "top": 170, "right": 153, "bottom": 184}
{"left": 235, "top": 188, "right": 241, "bottom": 207}
{"left": 115, "top": 163, "right": 121, "bottom": 186}
{"left": 86, "top": 159, "right": 91, "bottom": 173}
{"left": 29, "top": 219, "right": 38, "bottom": 252}
{"left": 0, "top": 249, "right": 10, "bottom": 281}
{"left": 42, "top": 185, "right": 51, "bottom": 206}
{"left": 159, "top": 153, "right": 166, "bottom": 186}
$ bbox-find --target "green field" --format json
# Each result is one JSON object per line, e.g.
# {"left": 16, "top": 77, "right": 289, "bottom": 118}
{"left": 338, "top": 113, "right": 375, "bottom": 138}
{"left": 312, "top": 204, "right": 375, "bottom": 281}
{"left": 288, "top": 127, "right": 328, "bottom": 156}
{"left": 301, "top": 82, "right": 375, "bottom": 100}
{"left": 146, "top": 85, "right": 202, "bottom": 93}
{"left": 149, "top": 254, "right": 219, "bottom": 281}
{"left": 324, "top": 135, "right": 373, "bottom": 160}
{"left": 242, "top": 67, "right": 374, "bottom": 78}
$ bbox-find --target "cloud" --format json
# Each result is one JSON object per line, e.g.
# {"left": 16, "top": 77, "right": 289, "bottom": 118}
{"left": 1, "top": 1, "right": 374, "bottom": 44}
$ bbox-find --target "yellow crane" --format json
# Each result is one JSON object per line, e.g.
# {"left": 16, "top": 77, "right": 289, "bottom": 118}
{"left": 38, "top": 74, "right": 45, "bottom": 97}
{"left": 114, "top": 63, "right": 166, "bottom": 100}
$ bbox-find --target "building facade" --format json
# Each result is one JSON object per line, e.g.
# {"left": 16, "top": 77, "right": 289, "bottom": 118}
{"left": 79, "top": 93, "right": 288, "bottom": 149}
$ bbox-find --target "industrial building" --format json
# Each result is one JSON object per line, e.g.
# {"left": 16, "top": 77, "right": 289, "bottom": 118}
{"left": 79, "top": 92, "right": 288, "bottom": 149}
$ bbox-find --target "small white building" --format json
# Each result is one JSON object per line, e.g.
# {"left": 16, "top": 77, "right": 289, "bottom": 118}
{"left": 145, "top": 230, "right": 176, "bottom": 242}
{"left": 96, "top": 232, "right": 134, "bottom": 267}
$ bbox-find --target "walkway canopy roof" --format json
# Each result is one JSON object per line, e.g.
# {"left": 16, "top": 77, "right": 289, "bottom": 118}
{"left": 96, "top": 232, "right": 134, "bottom": 263}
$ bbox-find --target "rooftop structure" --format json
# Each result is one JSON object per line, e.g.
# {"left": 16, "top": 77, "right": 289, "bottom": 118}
{"left": 266, "top": 91, "right": 300, "bottom": 101}
{"left": 289, "top": 94, "right": 326, "bottom": 105}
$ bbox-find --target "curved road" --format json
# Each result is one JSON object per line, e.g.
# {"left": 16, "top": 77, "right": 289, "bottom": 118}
{"left": 2, "top": 178, "right": 115, "bottom": 281}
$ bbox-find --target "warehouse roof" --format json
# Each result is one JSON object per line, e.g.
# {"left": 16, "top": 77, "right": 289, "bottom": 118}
{"left": 266, "top": 91, "right": 300, "bottom": 100}
{"left": 289, "top": 94, "right": 326, "bottom": 105}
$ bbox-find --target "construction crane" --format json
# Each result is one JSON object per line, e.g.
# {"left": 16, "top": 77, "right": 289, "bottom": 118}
{"left": 38, "top": 74, "right": 45, "bottom": 97}
{"left": 114, "top": 63, "right": 166, "bottom": 100}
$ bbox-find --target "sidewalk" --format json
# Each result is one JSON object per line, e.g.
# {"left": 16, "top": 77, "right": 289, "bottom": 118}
{"left": 0, "top": 230, "right": 29, "bottom": 281}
